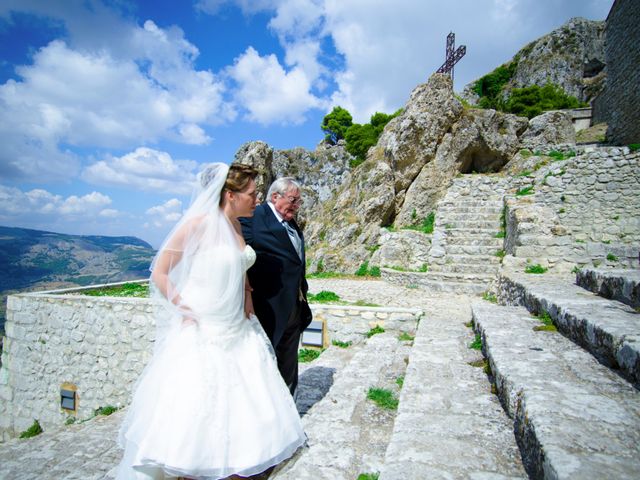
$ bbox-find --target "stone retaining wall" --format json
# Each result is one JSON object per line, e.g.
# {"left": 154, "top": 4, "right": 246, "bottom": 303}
{"left": 0, "top": 286, "right": 422, "bottom": 442}
{"left": 503, "top": 147, "right": 640, "bottom": 271}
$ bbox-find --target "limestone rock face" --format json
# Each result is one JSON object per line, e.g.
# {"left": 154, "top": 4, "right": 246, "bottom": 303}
{"left": 519, "top": 110, "right": 577, "bottom": 149}
{"left": 462, "top": 17, "right": 605, "bottom": 104}
{"left": 511, "top": 18, "right": 605, "bottom": 102}
{"left": 396, "top": 109, "right": 528, "bottom": 226}
{"left": 234, "top": 140, "right": 352, "bottom": 229}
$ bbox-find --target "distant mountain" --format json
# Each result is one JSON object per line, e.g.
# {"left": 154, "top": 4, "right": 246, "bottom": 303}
{"left": 0, "top": 226, "right": 156, "bottom": 291}
{"left": 0, "top": 226, "right": 156, "bottom": 331}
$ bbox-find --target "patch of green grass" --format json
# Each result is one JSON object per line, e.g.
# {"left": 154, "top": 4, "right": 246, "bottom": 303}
{"left": 602, "top": 240, "right": 611, "bottom": 244}
{"left": 517, "top": 170, "right": 532, "bottom": 177}
{"left": 495, "top": 249, "right": 506, "bottom": 258}
{"left": 81, "top": 282, "right": 149, "bottom": 297}
{"left": 612, "top": 215, "right": 620, "bottom": 220}
{"left": 515, "top": 186, "right": 534, "bottom": 196}
{"left": 495, "top": 231, "right": 505, "bottom": 238}
{"left": 575, "top": 239, "right": 586, "bottom": 244}
{"left": 464, "top": 321, "right": 473, "bottom": 328}
{"left": 572, "top": 265, "right": 581, "bottom": 274}
{"left": 482, "top": 292, "right": 498, "bottom": 303}
{"left": 306, "top": 271, "right": 347, "bottom": 279}
{"left": 560, "top": 195, "right": 566, "bottom": 202}
{"left": 365, "top": 244, "right": 380, "bottom": 253}
{"left": 396, "top": 375, "right": 405, "bottom": 388}
{"left": 628, "top": 143, "right": 640, "bottom": 152}
{"left": 367, "top": 387, "right": 399, "bottom": 410}
{"left": 369, "top": 266, "right": 381, "bottom": 277}
{"left": 468, "top": 358, "right": 492, "bottom": 375}
{"left": 94, "top": 405, "right": 119, "bottom": 416}
{"left": 308, "top": 290, "right": 341, "bottom": 303}
{"left": 418, "top": 263, "right": 429, "bottom": 272}
{"left": 469, "top": 333, "right": 482, "bottom": 350}
{"left": 519, "top": 149, "right": 533, "bottom": 158}
{"left": 607, "top": 253, "right": 618, "bottom": 261}
{"left": 558, "top": 208, "right": 565, "bottom": 214}
{"left": 332, "top": 339, "right": 352, "bottom": 348}
{"left": 298, "top": 348, "right": 322, "bottom": 363}
{"left": 366, "top": 325, "right": 385, "bottom": 338}
{"left": 357, "top": 473, "right": 380, "bottom": 480}
{"left": 64, "top": 417, "right": 76, "bottom": 425}
{"left": 355, "top": 261, "right": 369, "bottom": 276}
{"left": 533, "top": 311, "right": 557, "bottom": 332}
{"left": 353, "top": 300, "right": 381, "bottom": 307}
{"left": 525, "top": 264, "right": 548, "bottom": 274}
{"left": 19, "top": 420, "right": 43, "bottom": 439}
{"left": 398, "top": 331, "right": 415, "bottom": 342}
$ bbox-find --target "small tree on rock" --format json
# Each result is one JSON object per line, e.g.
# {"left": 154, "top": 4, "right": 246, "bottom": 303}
{"left": 321, "top": 106, "right": 353, "bottom": 144}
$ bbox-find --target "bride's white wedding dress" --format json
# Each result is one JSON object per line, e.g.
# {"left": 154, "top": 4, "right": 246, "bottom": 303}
{"left": 116, "top": 244, "right": 305, "bottom": 480}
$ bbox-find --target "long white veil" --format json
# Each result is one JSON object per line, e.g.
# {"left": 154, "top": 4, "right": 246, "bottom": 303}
{"left": 149, "top": 162, "right": 244, "bottom": 350}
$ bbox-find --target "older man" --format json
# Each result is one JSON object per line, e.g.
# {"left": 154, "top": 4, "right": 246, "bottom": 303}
{"left": 240, "top": 177, "right": 313, "bottom": 396}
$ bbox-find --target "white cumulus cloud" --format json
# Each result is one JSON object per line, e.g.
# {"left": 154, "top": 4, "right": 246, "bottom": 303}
{"left": 229, "top": 46, "right": 324, "bottom": 124}
{"left": 82, "top": 147, "right": 199, "bottom": 195}
{"left": 145, "top": 198, "right": 184, "bottom": 228}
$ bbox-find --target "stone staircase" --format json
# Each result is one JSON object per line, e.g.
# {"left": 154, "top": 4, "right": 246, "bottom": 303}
{"left": 2, "top": 276, "right": 639, "bottom": 479}
{"left": 471, "top": 268, "right": 640, "bottom": 478}
{"left": 383, "top": 175, "right": 509, "bottom": 294}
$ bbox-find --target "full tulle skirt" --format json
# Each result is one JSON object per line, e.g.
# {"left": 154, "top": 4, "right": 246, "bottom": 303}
{"left": 116, "top": 314, "right": 305, "bottom": 479}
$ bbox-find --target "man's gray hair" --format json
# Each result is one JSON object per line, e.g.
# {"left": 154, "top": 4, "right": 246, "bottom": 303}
{"left": 267, "top": 177, "right": 301, "bottom": 200}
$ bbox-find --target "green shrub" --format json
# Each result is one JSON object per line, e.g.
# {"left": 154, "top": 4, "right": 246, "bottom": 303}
{"left": 505, "top": 84, "right": 585, "bottom": 119}
{"left": 19, "top": 420, "right": 43, "bottom": 439}
{"left": 469, "top": 334, "right": 482, "bottom": 350}
{"left": 355, "top": 261, "right": 369, "bottom": 276}
{"left": 94, "top": 405, "right": 119, "bottom": 416}
{"left": 369, "top": 266, "right": 381, "bottom": 277}
{"left": 308, "top": 290, "right": 340, "bottom": 303}
{"left": 525, "top": 264, "right": 548, "bottom": 274}
{"left": 344, "top": 109, "right": 402, "bottom": 165}
{"left": 357, "top": 473, "right": 380, "bottom": 480}
{"left": 298, "top": 348, "right": 321, "bottom": 363}
{"left": 398, "top": 331, "right": 415, "bottom": 341}
{"left": 81, "top": 282, "right": 148, "bottom": 297}
{"left": 367, "top": 387, "right": 399, "bottom": 410}
{"left": 628, "top": 143, "right": 640, "bottom": 152}
{"left": 482, "top": 292, "right": 498, "bottom": 303}
{"left": 607, "top": 253, "right": 618, "bottom": 262}
{"left": 332, "top": 339, "right": 352, "bottom": 348}
{"left": 516, "top": 186, "right": 534, "bottom": 196}
{"left": 366, "top": 325, "right": 385, "bottom": 338}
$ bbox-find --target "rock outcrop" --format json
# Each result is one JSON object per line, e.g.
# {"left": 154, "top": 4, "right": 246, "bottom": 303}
{"left": 461, "top": 17, "right": 605, "bottom": 104}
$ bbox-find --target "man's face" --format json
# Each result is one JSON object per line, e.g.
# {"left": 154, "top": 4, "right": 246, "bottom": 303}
{"left": 271, "top": 187, "right": 302, "bottom": 222}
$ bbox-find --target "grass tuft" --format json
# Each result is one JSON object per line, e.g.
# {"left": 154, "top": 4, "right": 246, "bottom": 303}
{"left": 19, "top": 420, "right": 43, "bottom": 439}
{"left": 469, "top": 333, "right": 482, "bottom": 350}
{"left": 398, "top": 331, "right": 415, "bottom": 342}
{"left": 366, "top": 325, "right": 385, "bottom": 338}
{"left": 331, "top": 339, "right": 352, "bottom": 348}
{"left": 482, "top": 292, "right": 498, "bottom": 303}
{"left": 298, "top": 348, "right": 322, "bottom": 363}
{"left": 525, "top": 264, "right": 548, "bottom": 274}
{"left": 516, "top": 186, "right": 534, "bottom": 196}
{"left": 367, "top": 388, "right": 399, "bottom": 410}
{"left": 307, "top": 290, "right": 340, "bottom": 303}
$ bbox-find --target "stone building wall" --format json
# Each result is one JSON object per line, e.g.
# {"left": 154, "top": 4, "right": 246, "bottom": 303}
{"left": 504, "top": 147, "right": 640, "bottom": 270}
{"left": 592, "top": 0, "right": 640, "bottom": 145}
{"left": 0, "top": 287, "right": 421, "bottom": 442}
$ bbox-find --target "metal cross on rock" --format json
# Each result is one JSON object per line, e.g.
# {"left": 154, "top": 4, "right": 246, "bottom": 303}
{"left": 436, "top": 32, "right": 466, "bottom": 83}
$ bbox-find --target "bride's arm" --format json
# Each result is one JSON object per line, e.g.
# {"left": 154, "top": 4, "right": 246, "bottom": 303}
{"left": 244, "top": 279, "right": 255, "bottom": 318}
{"left": 151, "top": 220, "right": 198, "bottom": 325}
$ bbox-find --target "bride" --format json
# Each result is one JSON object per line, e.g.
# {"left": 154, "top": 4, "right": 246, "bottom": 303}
{"left": 116, "top": 163, "right": 306, "bottom": 479}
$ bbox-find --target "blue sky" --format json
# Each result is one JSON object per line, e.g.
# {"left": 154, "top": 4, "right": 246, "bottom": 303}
{"left": 0, "top": 0, "right": 613, "bottom": 248}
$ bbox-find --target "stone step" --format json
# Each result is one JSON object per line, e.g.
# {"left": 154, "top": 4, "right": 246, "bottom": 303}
{"left": 381, "top": 269, "right": 492, "bottom": 295}
{"left": 576, "top": 268, "right": 640, "bottom": 308}
{"left": 496, "top": 271, "right": 640, "bottom": 387}
{"left": 471, "top": 301, "right": 640, "bottom": 479}
{"left": 436, "top": 211, "right": 502, "bottom": 221}
{"left": 445, "top": 245, "right": 505, "bottom": 256}
{"left": 379, "top": 296, "right": 526, "bottom": 479}
{"left": 438, "top": 199, "right": 503, "bottom": 208}
{"left": 440, "top": 219, "right": 503, "bottom": 230}
{"left": 437, "top": 206, "right": 504, "bottom": 215}
{"left": 431, "top": 262, "right": 501, "bottom": 275}
{"left": 444, "top": 235, "right": 504, "bottom": 247}
{"left": 442, "top": 227, "right": 501, "bottom": 237}
{"left": 272, "top": 333, "right": 410, "bottom": 479}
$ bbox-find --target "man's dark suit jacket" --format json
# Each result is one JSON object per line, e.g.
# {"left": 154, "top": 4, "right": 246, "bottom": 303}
{"left": 240, "top": 203, "right": 312, "bottom": 347}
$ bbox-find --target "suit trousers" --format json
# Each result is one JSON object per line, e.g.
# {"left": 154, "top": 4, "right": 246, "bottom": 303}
{"left": 276, "top": 300, "right": 301, "bottom": 397}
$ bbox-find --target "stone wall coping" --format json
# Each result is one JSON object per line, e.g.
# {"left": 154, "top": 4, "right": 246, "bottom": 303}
{"left": 311, "top": 303, "right": 424, "bottom": 315}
